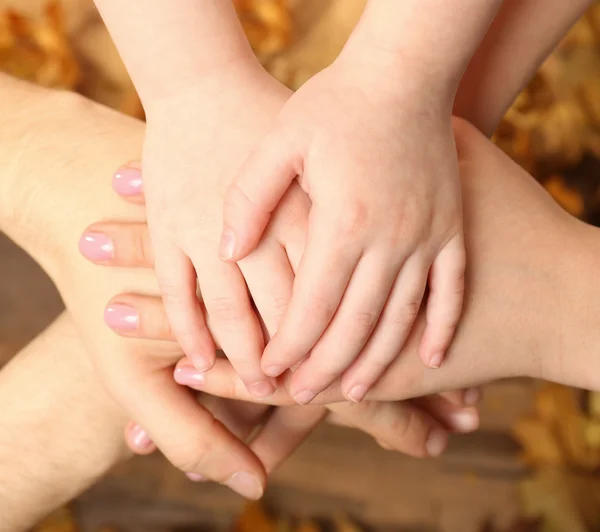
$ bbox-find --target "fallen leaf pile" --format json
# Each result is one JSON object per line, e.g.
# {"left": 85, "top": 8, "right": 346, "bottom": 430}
{"left": 511, "top": 384, "right": 600, "bottom": 532}
{"left": 0, "top": 0, "right": 78, "bottom": 88}
{"left": 495, "top": 4, "right": 600, "bottom": 179}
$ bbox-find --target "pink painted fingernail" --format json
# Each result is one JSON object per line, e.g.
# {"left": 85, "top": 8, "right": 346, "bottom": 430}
{"left": 247, "top": 380, "right": 275, "bottom": 399}
{"left": 186, "top": 472, "right": 206, "bottom": 482}
{"left": 112, "top": 167, "right": 143, "bottom": 196}
{"left": 449, "top": 409, "right": 479, "bottom": 433}
{"left": 218, "top": 227, "right": 236, "bottom": 260}
{"left": 293, "top": 389, "right": 316, "bottom": 405}
{"left": 79, "top": 232, "right": 114, "bottom": 261}
{"left": 131, "top": 424, "right": 152, "bottom": 449}
{"left": 174, "top": 365, "right": 206, "bottom": 386}
{"left": 104, "top": 303, "right": 138, "bottom": 331}
{"left": 426, "top": 428, "right": 448, "bottom": 457}
{"left": 429, "top": 352, "right": 443, "bottom": 369}
{"left": 225, "top": 472, "right": 264, "bottom": 500}
{"left": 463, "top": 387, "right": 481, "bottom": 406}
{"left": 347, "top": 385, "right": 368, "bottom": 403}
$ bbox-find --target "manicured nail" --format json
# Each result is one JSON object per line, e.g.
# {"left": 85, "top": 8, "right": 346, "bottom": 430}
{"left": 185, "top": 472, "right": 206, "bottom": 482}
{"left": 293, "top": 390, "right": 316, "bottom": 405}
{"left": 218, "top": 227, "right": 236, "bottom": 260}
{"left": 247, "top": 380, "right": 275, "bottom": 398}
{"left": 174, "top": 365, "right": 206, "bottom": 386}
{"left": 263, "top": 364, "right": 284, "bottom": 378}
{"left": 428, "top": 352, "right": 443, "bottom": 369}
{"left": 449, "top": 409, "right": 479, "bottom": 433}
{"left": 347, "top": 384, "right": 368, "bottom": 403}
{"left": 79, "top": 232, "right": 114, "bottom": 261}
{"left": 104, "top": 303, "right": 138, "bottom": 331}
{"left": 426, "top": 428, "right": 448, "bottom": 457}
{"left": 131, "top": 424, "right": 152, "bottom": 449}
{"left": 191, "top": 353, "right": 213, "bottom": 372}
{"left": 112, "top": 167, "right": 143, "bottom": 196}
{"left": 225, "top": 472, "right": 263, "bottom": 500}
{"left": 463, "top": 387, "right": 481, "bottom": 406}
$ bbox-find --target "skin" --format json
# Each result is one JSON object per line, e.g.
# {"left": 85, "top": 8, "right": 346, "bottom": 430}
{"left": 0, "top": 75, "right": 477, "bottom": 507}
{"left": 157, "top": 117, "right": 600, "bottom": 406}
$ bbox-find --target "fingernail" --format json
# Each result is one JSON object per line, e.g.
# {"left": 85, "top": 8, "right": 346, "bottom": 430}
{"left": 191, "top": 353, "right": 213, "bottom": 372}
{"left": 429, "top": 352, "right": 443, "bottom": 369}
{"left": 449, "top": 409, "right": 479, "bottom": 433}
{"left": 79, "top": 232, "right": 114, "bottom": 261}
{"left": 247, "top": 380, "right": 275, "bottom": 398}
{"left": 112, "top": 167, "right": 143, "bottom": 196}
{"left": 263, "top": 364, "right": 284, "bottom": 377}
{"left": 104, "top": 303, "right": 138, "bottom": 331}
{"left": 293, "top": 390, "right": 316, "bottom": 405}
{"left": 174, "top": 365, "right": 206, "bottom": 386}
{"left": 347, "top": 384, "right": 368, "bottom": 403}
{"left": 131, "top": 424, "right": 152, "bottom": 449}
{"left": 426, "top": 428, "right": 448, "bottom": 457}
{"left": 463, "top": 387, "right": 481, "bottom": 406}
{"left": 218, "top": 227, "right": 236, "bottom": 260}
{"left": 186, "top": 472, "right": 206, "bottom": 482}
{"left": 225, "top": 472, "right": 263, "bottom": 500}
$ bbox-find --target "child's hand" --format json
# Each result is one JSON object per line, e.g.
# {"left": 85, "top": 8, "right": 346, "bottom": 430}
{"left": 220, "top": 57, "right": 465, "bottom": 404}
{"left": 141, "top": 64, "right": 289, "bottom": 398}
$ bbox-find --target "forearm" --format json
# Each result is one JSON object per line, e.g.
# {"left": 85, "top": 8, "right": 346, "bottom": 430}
{"left": 343, "top": 0, "right": 503, "bottom": 100}
{"left": 93, "top": 0, "right": 257, "bottom": 104}
{"left": 0, "top": 313, "right": 129, "bottom": 531}
{"left": 455, "top": 0, "right": 594, "bottom": 136}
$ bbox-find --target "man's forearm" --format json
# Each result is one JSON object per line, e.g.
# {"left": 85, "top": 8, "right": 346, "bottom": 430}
{"left": 455, "top": 0, "right": 594, "bottom": 136}
{"left": 93, "top": 0, "right": 257, "bottom": 104}
{"left": 343, "top": 0, "right": 503, "bottom": 99}
{"left": 0, "top": 314, "right": 129, "bottom": 531}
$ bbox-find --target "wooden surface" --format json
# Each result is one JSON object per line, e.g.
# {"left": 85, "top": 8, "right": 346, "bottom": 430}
{"left": 0, "top": 231, "right": 536, "bottom": 532}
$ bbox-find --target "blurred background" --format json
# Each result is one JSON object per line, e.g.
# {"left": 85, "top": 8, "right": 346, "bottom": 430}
{"left": 2, "top": 1, "right": 600, "bottom": 531}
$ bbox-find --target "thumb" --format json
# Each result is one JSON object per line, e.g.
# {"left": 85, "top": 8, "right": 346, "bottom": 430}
{"left": 220, "top": 130, "right": 300, "bottom": 261}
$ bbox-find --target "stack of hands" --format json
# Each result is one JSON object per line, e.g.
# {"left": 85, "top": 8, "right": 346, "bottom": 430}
{"left": 0, "top": 0, "right": 598, "bottom": 526}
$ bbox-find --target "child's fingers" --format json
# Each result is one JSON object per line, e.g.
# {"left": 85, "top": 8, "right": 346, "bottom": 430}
{"left": 327, "top": 400, "right": 449, "bottom": 458}
{"left": 261, "top": 219, "right": 360, "bottom": 379}
{"left": 419, "top": 234, "right": 466, "bottom": 368}
{"left": 238, "top": 243, "right": 294, "bottom": 340}
{"left": 249, "top": 405, "right": 326, "bottom": 474}
{"left": 155, "top": 246, "right": 216, "bottom": 373}
{"left": 193, "top": 257, "right": 274, "bottom": 399}
{"left": 286, "top": 255, "right": 395, "bottom": 404}
{"left": 340, "top": 254, "right": 428, "bottom": 403}
{"left": 79, "top": 222, "right": 153, "bottom": 268}
{"left": 221, "top": 129, "right": 300, "bottom": 262}
{"left": 112, "top": 162, "right": 145, "bottom": 204}
{"left": 117, "top": 367, "right": 266, "bottom": 500}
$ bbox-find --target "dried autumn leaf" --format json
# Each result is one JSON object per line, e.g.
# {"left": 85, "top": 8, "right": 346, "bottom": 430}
{"left": 235, "top": 502, "right": 277, "bottom": 532}
{"left": 0, "top": 1, "right": 79, "bottom": 89}
{"left": 544, "top": 175, "right": 584, "bottom": 217}
{"left": 32, "top": 506, "right": 78, "bottom": 532}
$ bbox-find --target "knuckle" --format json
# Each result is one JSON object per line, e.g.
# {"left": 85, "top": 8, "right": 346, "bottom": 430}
{"left": 387, "top": 300, "right": 420, "bottom": 329}
{"left": 168, "top": 419, "right": 222, "bottom": 475}
{"left": 335, "top": 201, "right": 369, "bottom": 237}
{"left": 390, "top": 408, "right": 425, "bottom": 447}
{"left": 208, "top": 296, "right": 248, "bottom": 323}
{"left": 350, "top": 310, "right": 379, "bottom": 335}
{"left": 301, "top": 293, "right": 336, "bottom": 320}
{"left": 131, "top": 226, "right": 153, "bottom": 265}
